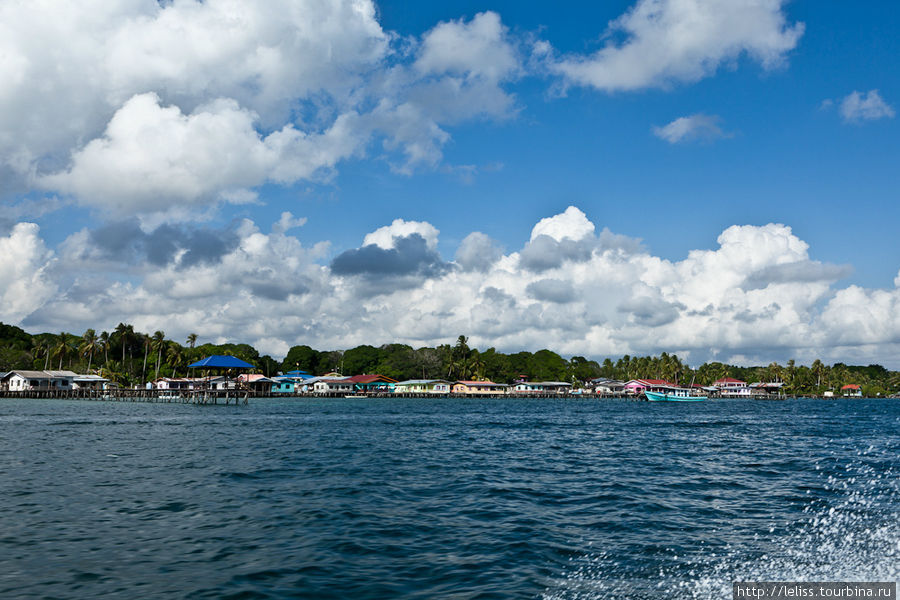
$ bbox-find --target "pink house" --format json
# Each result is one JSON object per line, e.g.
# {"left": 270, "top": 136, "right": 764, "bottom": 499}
{"left": 623, "top": 379, "right": 676, "bottom": 395}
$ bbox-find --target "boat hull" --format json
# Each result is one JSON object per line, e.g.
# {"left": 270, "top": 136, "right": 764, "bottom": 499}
{"left": 644, "top": 390, "right": 707, "bottom": 402}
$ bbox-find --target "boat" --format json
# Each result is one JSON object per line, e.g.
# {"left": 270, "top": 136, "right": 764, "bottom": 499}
{"left": 343, "top": 394, "right": 368, "bottom": 399}
{"left": 644, "top": 388, "right": 707, "bottom": 402}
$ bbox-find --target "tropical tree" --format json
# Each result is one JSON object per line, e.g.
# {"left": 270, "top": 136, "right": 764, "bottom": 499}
{"left": 152, "top": 331, "right": 166, "bottom": 381}
{"left": 80, "top": 328, "right": 100, "bottom": 373}
{"left": 114, "top": 323, "right": 136, "bottom": 374}
{"left": 51, "top": 333, "right": 73, "bottom": 370}
{"left": 99, "top": 331, "right": 110, "bottom": 366}
{"left": 31, "top": 338, "right": 47, "bottom": 370}
{"left": 811, "top": 359, "right": 825, "bottom": 389}
{"left": 140, "top": 334, "right": 150, "bottom": 383}
{"left": 166, "top": 342, "right": 184, "bottom": 378}
{"left": 186, "top": 333, "right": 198, "bottom": 349}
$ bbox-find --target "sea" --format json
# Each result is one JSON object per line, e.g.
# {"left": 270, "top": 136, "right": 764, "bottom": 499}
{"left": 0, "top": 397, "right": 897, "bottom": 599}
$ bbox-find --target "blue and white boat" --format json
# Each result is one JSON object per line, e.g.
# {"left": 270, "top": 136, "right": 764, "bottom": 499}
{"left": 644, "top": 388, "right": 707, "bottom": 402}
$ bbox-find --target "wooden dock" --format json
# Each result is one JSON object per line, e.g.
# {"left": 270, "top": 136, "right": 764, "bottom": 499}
{"left": 0, "top": 389, "right": 639, "bottom": 403}
{"left": 0, "top": 388, "right": 250, "bottom": 405}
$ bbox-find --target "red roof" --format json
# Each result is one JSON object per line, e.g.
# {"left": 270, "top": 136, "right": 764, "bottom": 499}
{"left": 841, "top": 384, "right": 861, "bottom": 390}
{"left": 456, "top": 380, "right": 507, "bottom": 387}
{"left": 347, "top": 374, "right": 398, "bottom": 384}
{"left": 714, "top": 377, "right": 746, "bottom": 384}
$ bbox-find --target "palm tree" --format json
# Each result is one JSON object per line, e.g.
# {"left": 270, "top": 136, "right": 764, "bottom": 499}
{"left": 80, "top": 329, "right": 99, "bottom": 373}
{"left": 114, "top": 323, "right": 136, "bottom": 374}
{"left": 51, "top": 333, "right": 71, "bottom": 370}
{"left": 186, "top": 333, "right": 198, "bottom": 349}
{"left": 166, "top": 343, "right": 184, "bottom": 378}
{"left": 100, "top": 331, "right": 110, "bottom": 366}
{"left": 31, "top": 339, "right": 47, "bottom": 370}
{"left": 152, "top": 331, "right": 166, "bottom": 381}
{"left": 470, "top": 356, "right": 486, "bottom": 381}
{"left": 785, "top": 359, "right": 796, "bottom": 393}
{"left": 101, "top": 360, "right": 127, "bottom": 387}
{"left": 811, "top": 359, "right": 825, "bottom": 389}
{"left": 140, "top": 334, "right": 150, "bottom": 383}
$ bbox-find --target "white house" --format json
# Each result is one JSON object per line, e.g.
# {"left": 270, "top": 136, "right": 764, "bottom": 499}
{"left": 3, "top": 370, "right": 77, "bottom": 391}
{"left": 312, "top": 377, "right": 355, "bottom": 394}
{"left": 394, "top": 379, "right": 452, "bottom": 394}
{"left": 714, "top": 377, "right": 753, "bottom": 398}
{"left": 511, "top": 381, "right": 573, "bottom": 394}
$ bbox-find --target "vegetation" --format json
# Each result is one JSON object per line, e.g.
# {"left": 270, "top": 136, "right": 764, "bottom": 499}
{"left": 0, "top": 321, "right": 898, "bottom": 394}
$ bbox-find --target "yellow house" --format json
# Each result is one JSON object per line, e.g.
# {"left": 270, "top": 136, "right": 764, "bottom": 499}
{"left": 451, "top": 380, "right": 509, "bottom": 395}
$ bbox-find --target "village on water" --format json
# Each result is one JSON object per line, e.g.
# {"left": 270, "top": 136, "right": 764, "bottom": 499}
{"left": 1, "top": 322, "right": 892, "bottom": 402}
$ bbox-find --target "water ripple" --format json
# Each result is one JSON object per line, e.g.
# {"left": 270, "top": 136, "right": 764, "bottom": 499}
{"left": 0, "top": 397, "right": 896, "bottom": 599}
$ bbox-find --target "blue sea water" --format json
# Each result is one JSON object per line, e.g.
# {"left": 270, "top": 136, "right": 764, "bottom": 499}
{"left": 0, "top": 397, "right": 897, "bottom": 599}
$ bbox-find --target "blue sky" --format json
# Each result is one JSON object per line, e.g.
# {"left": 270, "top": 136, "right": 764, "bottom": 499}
{"left": 1, "top": 0, "right": 899, "bottom": 366}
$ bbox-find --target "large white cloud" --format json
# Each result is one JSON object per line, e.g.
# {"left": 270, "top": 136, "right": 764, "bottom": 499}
{"left": 548, "top": 0, "right": 804, "bottom": 92}
{"left": 0, "top": 0, "right": 386, "bottom": 175}
{"left": 2, "top": 2, "right": 521, "bottom": 219}
{"left": 10, "top": 207, "right": 898, "bottom": 367}
{"left": 0, "top": 223, "right": 57, "bottom": 323}
{"left": 39, "top": 93, "right": 363, "bottom": 220}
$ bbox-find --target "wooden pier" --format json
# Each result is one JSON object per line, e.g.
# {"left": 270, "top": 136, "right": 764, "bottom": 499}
{"left": 0, "top": 388, "right": 250, "bottom": 405}
{"left": 0, "top": 389, "right": 637, "bottom": 403}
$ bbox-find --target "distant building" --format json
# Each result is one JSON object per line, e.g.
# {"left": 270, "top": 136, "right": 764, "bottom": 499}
{"left": 311, "top": 376, "right": 355, "bottom": 394}
{"left": 72, "top": 375, "right": 109, "bottom": 390}
{"left": 841, "top": 384, "right": 863, "bottom": 397}
{"left": 2, "top": 370, "right": 77, "bottom": 391}
{"left": 623, "top": 379, "right": 675, "bottom": 395}
{"left": 713, "top": 378, "right": 752, "bottom": 398}
{"left": 511, "top": 381, "right": 572, "bottom": 394}
{"left": 590, "top": 378, "right": 625, "bottom": 395}
{"left": 394, "top": 379, "right": 452, "bottom": 394}
{"left": 347, "top": 374, "right": 398, "bottom": 393}
{"left": 749, "top": 382, "right": 785, "bottom": 398}
{"left": 452, "top": 380, "right": 509, "bottom": 395}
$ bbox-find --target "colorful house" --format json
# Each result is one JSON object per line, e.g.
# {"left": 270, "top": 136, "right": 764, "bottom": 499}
{"left": 394, "top": 379, "right": 452, "bottom": 394}
{"left": 623, "top": 379, "right": 675, "bottom": 395}
{"left": 270, "top": 376, "right": 301, "bottom": 394}
{"left": 451, "top": 380, "right": 509, "bottom": 395}
{"left": 347, "top": 374, "right": 398, "bottom": 393}
{"left": 841, "top": 384, "right": 863, "bottom": 397}
{"left": 713, "top": 377, "right": 752, "bottom": 398}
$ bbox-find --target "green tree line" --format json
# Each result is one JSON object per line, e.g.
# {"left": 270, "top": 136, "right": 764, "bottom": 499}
{"left": 1, "top": 323, "right": 898, "bottom": 394}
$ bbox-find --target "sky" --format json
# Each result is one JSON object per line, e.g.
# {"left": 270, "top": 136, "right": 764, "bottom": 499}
{"left": 1, "top": 0, "right": 899, "bottom": 367}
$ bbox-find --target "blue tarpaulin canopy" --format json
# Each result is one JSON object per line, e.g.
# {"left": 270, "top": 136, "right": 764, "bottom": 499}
{"left": 187, "top": 355, "right": 255, "bottom": 369}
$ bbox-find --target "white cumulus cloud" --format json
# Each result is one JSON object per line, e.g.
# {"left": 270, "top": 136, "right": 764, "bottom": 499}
{"left": 653, "top": 113, "right": 730, "bottom": 144}
{"left": 0, "top": 223, "right": 57, "bottom": 323}
{"left": 530, "top": 206, "right": 595, "bottom": 242}
{"left": 363, "top": 219, "right": 440, "bottom": 250}
{"left": 549, "top": 0, "right": 803, "bottom": 92}
{"left": 1, "top": 2, "right": 523, "bottom": 220}
{"left": 7, "top": 207, "right": 898, "bottom": 367}
{"left": 839, "top": 90, "right": 895, "bottom": 123}
{"left": 39, "top": 93, "right": 363, "bottom": 220}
